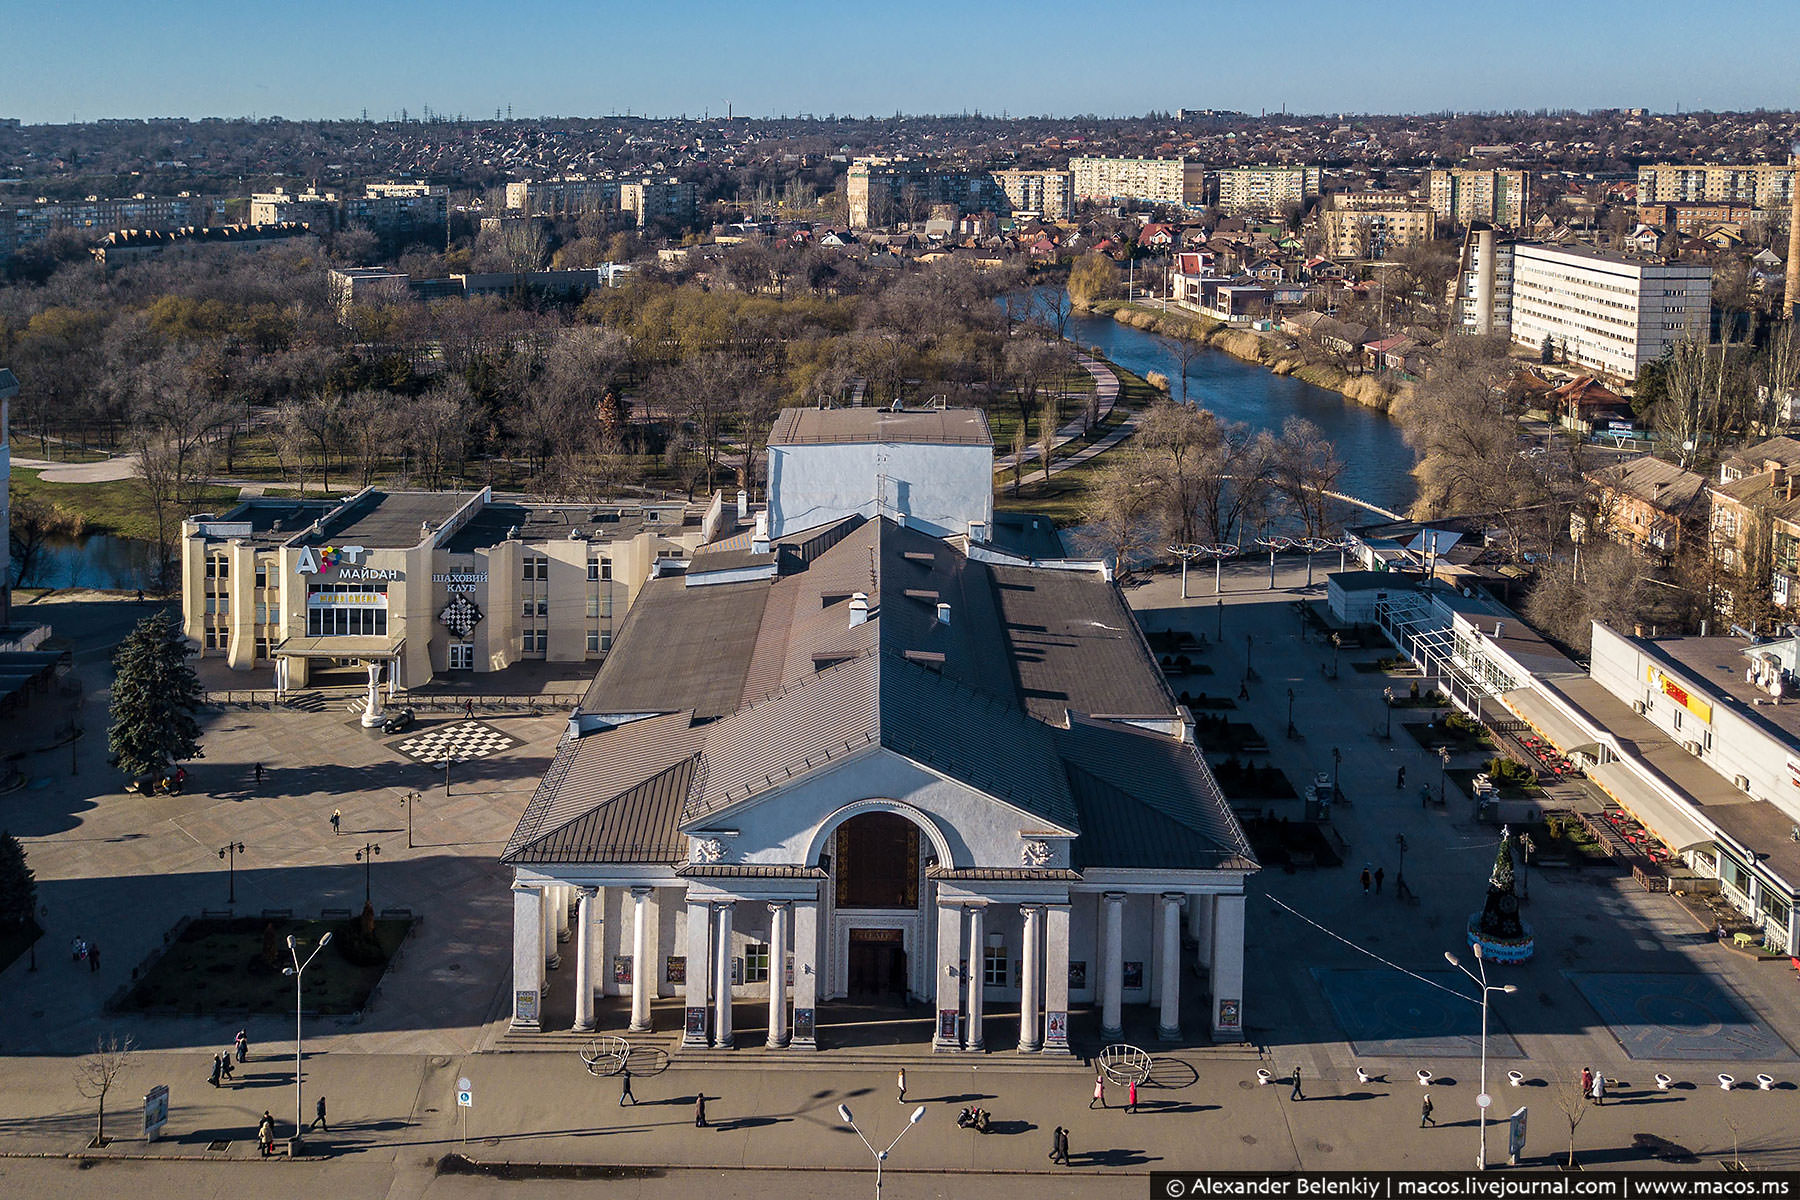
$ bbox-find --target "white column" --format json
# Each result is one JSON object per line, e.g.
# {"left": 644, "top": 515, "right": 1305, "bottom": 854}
{"left": 934, "top": 901, "right": 962, "bottom": 1051}
{"left": 629, "top": 887, "right": 654, "bottom": 1033}
{"left": 541, "top": 886, "right": 561, "bottom": 970}
{"left": 571, "top": 886, "right": 597, "bottom": 1032}
{"left": 1191, "top": 894, "right": 1215, "bottom": 965}
{"left": 509, "top": 883, "right": 544, "bottom": 1030}
{"left": 791, "top": 894, "right": 819, "bottom": 1050}
{"left": 555, "top": 884, "right": 572, "bottom": 943}
{"left": 1186, "top": 892, "right": 1206, "bottom": 942}
{"left": 1101, "top": 893, "right": 1125, "bottom": 1042}
{"left": 965, "top": 901, "right": 986, "bottom": 1051}
{"left": 682, "top": 897, "right": 711, "bottom": 1047}
{"left": 1018, "top": 904, "right": 1043, "bottom": 1053}
{"left": 1158, "top": 893, "right": 1183, "bottom": 1042}
{"left": 1043, "top": 903, "right": 1071, "bottom": 1054}
{"left": 766, "top": 901, "right": 791, "bottom": 1048}
{"left": 1209, "top": 893, "right": 1248, "bottom": 1041}
{"left": 713, "top": 901, "right": 735, "bottom": 1048}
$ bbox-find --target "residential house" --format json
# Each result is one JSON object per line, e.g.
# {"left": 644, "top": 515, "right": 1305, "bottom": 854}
{"left": 1576, "top": 456, "right": 1707, "bottom": 560}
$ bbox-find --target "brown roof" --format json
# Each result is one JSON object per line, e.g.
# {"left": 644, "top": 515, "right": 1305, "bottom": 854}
{"left": 768, "top": 407, "right": 993, "bottom": 447}
{"left": 1586, "top": 457, "right": 1706, "bottom": 513}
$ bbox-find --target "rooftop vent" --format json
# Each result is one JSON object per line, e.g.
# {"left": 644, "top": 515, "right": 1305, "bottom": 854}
{"left": 936, "top": 602, "right": 952, "bottom": 626}
{"left": 848, "top": 591, "right": 870, "bottom": 628}
{"left": 752, "top": 512, "right": 770, "bottom": 556}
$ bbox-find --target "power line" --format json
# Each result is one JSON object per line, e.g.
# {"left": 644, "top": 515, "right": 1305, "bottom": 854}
{"left": 1265, "top": 895, "right": 1478, "bottom": 1005}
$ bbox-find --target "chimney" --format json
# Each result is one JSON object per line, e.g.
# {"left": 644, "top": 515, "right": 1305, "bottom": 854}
{"left": 1493, "top": 621, "right": 1504, "bottom": 638}
{"left": 736, "top": 489, "right": 748, "bottom": 520}
{"left": 968, "top": 519, "right": 987, "bottom": 543}
{"left": 848, "top": 591, "right": 870, "bottom": 628}
{"left": 936, "top": 602, "right": 951, "bottom": 625}
{"left": 751, "top": 512, "right": 769, "bottom": 555}
{"left": 1787, "top": 144, "right": 1800, "bottom": 320}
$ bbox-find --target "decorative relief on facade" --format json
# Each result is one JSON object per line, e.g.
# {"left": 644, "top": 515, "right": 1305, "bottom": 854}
{"left": 1020, "top": 839, "right": 1052, "bottom": 868}
{"left": 694, "top": 837, "right": 726, "bottom": 864}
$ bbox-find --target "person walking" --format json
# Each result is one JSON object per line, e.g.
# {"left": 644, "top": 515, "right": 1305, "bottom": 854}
{"left": 1126, "top": 1080, "right": 1138, "bottom": 1113}
{"left": 310, "top": 1096, "right": 327, "bottom": 1131}
{"left": 258, "top": 1111, "right": 275, "bottom": 1157}
{"left": 88, "top": 942, "right": 100, "bottom": 972}
{"left": 209, "top": 1056, "right": 222, "bottom": 1088}
{"left": 1396, "top": 765, "right": 1406, "bottom": 790}
{"left": 1049, "top": 1125, "right": 1069, "bottom": 1165}
{"left": 235, "top": 1030, "right": 249, "bottom": 1062}
{"left": 619, "top": 1064, "right": 636, "bottom": 1106}
{"left": 1360, "top": 867, "right": 1372, "bottom": 896}
{"left": 1374, "top": 868, "right": 1385, "bottom": 895}
{"left": 254, "top": 762, "right": 264, "bottom": 785}
{"left": 330, "top": 809, "right": 341, "bottom": 835}
{"left": 1090, "top": 1073, "right": 1106, "bottom": 1109}
{"left": 218, "top": 1051, "right": 234, "bottom": 1083}
{"left": 896, "top": 1067, "right": 907, "bottom": 1104}
{"left": 695, "top": 1093, "right": 708, "bottom": 1128}
{"left": 1591, "top": 1073, "right": 1605, "bottom": 1105}
{"left": 1420, "top": 1094, "right": 1435, "bottom": 1127}
{"left": 465, "top": 698, "right": 475, "bottom": 720}
{"left": 1579, "top": 1066, "right": 1593, "bottom": 1096}
{"left": 1290, "top": 1066, "right": 1304, "bottom": 1101}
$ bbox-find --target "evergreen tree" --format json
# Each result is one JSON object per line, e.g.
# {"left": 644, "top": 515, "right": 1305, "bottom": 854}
{"left": 107, "top": 611, "right": 203, "bottom": 781}
{"left": 0, "top": 832, "right": 36, "bottom": 931}
{"left": 1540, "top": 333, "right": 1556, "bottom": 365}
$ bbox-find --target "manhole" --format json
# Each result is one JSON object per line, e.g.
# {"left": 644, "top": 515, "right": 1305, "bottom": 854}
{"left": 1238, "top": 1079, "right": 1253, "bottom": 1089}
{"left": 207, "top": 1140, "right": 231, "bottom": 1152}
{"left": 1241, "top": 1135, "right": 1257, "bottom": 1145}
{"left": 1315, "top": 1142, "right": 1334, "bottom": 1153}
{"left": 447, "top": 963, "right": 462, "bottom": 972}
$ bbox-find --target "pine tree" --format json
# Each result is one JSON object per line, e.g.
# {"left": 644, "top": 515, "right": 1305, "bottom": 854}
{"left": 107, "top": 611, "right": 203, "bottom": 782}
{"left": 0, "top": 832, "right": 36, "bottom": 930}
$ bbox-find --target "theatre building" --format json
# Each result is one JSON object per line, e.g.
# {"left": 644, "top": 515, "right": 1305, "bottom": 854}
{"left": 180, "top": 487, "right": 732, "bottom": 689}
{"left": 500, "top": 406, "right": 1257, "bottom": 1051}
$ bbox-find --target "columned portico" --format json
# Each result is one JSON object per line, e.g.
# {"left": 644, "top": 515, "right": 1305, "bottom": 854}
{"left": 1100, "top": 892, "right": 1125, "bottom": 1042}
{"left": 510, "top": 882, "right": 545, "bottom": 1030}
{"left": 1017, "top": 904, "right": 1044, "bottom": 1052}
{"left": 541, "top": 886, "right": 561, "bottom": 970}
{"left": 1157, "top": 893, "right": 1184, "bottom": 1042}
{"left": 629, "top": 887, "right": 654, "bottom": 1033}
{"left": 555, "top": 883, "right": 572, "bottom": 943}
{"left": 964, "top": 902, "right": 986, "bottom": 1051}
{"left": 1209, "top": 893, "right": 1248, "bottom": 1040}
{"left": 571, "top": 886, "right": 598, "bottom": 1032}
{"left": 1190, "top": 893, "right": 1215, "bottom": 963}
{"left": 766, "top": 901, "right": 791, "bottom": 1048}
{"left": 933, "top": 901, "right": 961, "bottom": 1052}
{"left": 791, "top": 896, "right": 819, "bottom": 1050}
{"left": 712, "top": 901, "right": 735, "bottom": 1048}
{"left": 683, "top": 898, "right": 711, "bottom": 1047}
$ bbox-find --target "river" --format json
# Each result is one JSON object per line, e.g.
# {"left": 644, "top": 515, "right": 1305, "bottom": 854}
{"left": 20, "top": 533, "right": 162, "bottom": 591}
{"left": 1054, "top": 296, "right": 1419, "bottom": 519}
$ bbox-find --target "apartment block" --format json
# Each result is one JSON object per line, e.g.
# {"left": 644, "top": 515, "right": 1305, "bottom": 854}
{"left": 619, "top": 177, "right": 699, "bottom": 228}
{"left": 505, "top": 176, "right": 622, "bottom": 215}
{"left": 1637, "top": 163, "right": 1794, "bottom": 210}
{"left": 991, "top": 169, "right": 1073, "bottom": 220}
{"left": 1214, "top": 165, "right": 1321, "bottom": 216}
{"left": 1320, "top": 194, "right": 1436, "bottom": 259}
{"left": 1508, "top": 243, "right": 1712, "bottom": 381}
{"left": 846, "top": 159, "right": 1007, "bottom": 229}
{"left": 1427, "top": 168, "right": 1529, "bottom": 229}
{"left": 1, "top": 192, "right": 218, "bottom": 256}
{"left": 1453, "top": 227, "right": 1513, "bottom": 336}
{"left": 1068, "top": 156, "right": 1204, "bottom": 208}
{"left": 345, "top": 182, "right": 447, "bottom": 237}
{"left": 250, "top": 186, "right": 340, "bottom": 230}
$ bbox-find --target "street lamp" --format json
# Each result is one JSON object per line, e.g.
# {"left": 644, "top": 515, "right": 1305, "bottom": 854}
{"left": 1216, "top": 598, "right": 1224, "bottom": 642}
{"left": 1286, "top": 688, "right": 1296, "bottom": 739}
{"left": 402, "top": 791, "right": 420, "bottom": 850}
{"left": 1438, "top": 746, "right": 1452, "bottom": 806}
{"left": 1332, "top": 747, "right": 1342, "bottom": 805}
{"left": 283, "top": 931, "right": 333, "bottom": 1154}
{"left": 217, "top": 841, "right": 246, "bottom": 904}
{"left": 355, "top": 843, "right": 382, "bottom": 908}
{"left": 1383, "top": 688, "right": 1395, "bottom": 740}
{"left": 838, "top": 1102, "right": 926, "bottom": 1199}
{"left": 27, "top": 903, "right": 46, "bottom": 971}
{"left": 1330, "top": 632, "right": 1341, "bottom": 680}
{"left": 1244, "top": 633, "right": 1254, "bottom": 683}
{"left": 1445, "top": 945, "right": 1517, "bottom": 1170}
{"left": 1394, "top": 834, "right": 1408, "bottom": 898}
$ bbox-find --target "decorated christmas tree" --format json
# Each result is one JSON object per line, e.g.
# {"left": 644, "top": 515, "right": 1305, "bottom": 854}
{"left": 1469, "top": 825, "right": 1534, "bottom": 961}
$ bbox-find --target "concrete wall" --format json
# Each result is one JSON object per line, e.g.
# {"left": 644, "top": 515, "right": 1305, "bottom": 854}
{"left": 768, "top": 442, "right": 993, "bottom": 541}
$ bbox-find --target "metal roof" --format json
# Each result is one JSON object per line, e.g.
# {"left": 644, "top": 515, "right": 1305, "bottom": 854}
{"left": 769, "top": 407, "right": 993, "bottom": 447}
{"left": 297, "top": 490, "right": 476, "bottom": 549}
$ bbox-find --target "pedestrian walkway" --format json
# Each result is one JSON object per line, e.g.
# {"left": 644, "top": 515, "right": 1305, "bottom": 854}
{"left": 993, "top": 353, "right": 1122, "bottom": 476}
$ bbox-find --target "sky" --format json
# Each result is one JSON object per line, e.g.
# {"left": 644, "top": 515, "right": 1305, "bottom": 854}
{"left": 7, "top": 0, "right": 1799, "bottom": 124}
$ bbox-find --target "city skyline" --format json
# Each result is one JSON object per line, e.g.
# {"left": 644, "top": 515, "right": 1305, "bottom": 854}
{"left": 7, "top": 0, "right": 1799, "bottom": 125}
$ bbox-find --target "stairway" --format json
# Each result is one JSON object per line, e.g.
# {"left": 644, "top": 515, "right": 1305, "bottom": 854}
{"left": 282, "top": 691, "right": 327, "bottom": 713}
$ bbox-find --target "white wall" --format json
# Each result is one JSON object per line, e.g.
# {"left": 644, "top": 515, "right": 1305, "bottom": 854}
{"left": 768, "top": 442, "right": 993, "bottom": 541}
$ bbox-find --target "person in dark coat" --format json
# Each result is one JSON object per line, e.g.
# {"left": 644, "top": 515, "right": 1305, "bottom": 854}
{"left": 695, "top": 1093, "right": 708, "bottom": 1128}
{"left": 619, "top": 1065, "right": 635, "bottom": 1106}
{"left": 1290, "top": 1066, "right": 1304, "bottom": 1101}
{"left": 1421, "top": 1094, "right": 1435, "bottom": 1127}
{"left": 310, "top": 1096, "right": 328, "bottom": 1131}
{"left": 1049, "top": 1125, "right": 1069, "bottom": 1164}
{"left": 209, "top": 1056, "right": 222, "bottom": 1088}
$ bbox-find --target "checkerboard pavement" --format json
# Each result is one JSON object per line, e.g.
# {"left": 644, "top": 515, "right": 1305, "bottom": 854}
{"left": 390, "top": 720, "right": 518, "bottom": 764}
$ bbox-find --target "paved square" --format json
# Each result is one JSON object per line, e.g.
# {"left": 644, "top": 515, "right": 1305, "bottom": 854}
{"left": 1565, "top": 971, "right": 1795, "bottom": 1061}
{"left": 391, "top": 720, "right": 518, "bottom": 764}
{"left": 1312, "top": 968, "right": 1522, "bottom": 1058}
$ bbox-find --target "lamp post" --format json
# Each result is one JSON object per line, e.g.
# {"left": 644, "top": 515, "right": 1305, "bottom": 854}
{"left": 284, "top": 932, "right": 333, "bottom": 1154}
{"left": 1216, "top": 598, "right": 1224, "bottom": 642}
{"left": 402, "top": 791, "right": 419, "bottom": 849}
{"left": 1445, "top": 945, "right": 1517, "bottom": 1170}
{"left": 1330, "top": 632, "right": 1341, "bottom": 680}
{"left": 1383, "top": 688, "right": 1395, "bottom": 740}
{"left": 1244, "top": 633, "right": 1254, "bottom": 683}
{"left": 355, "top": 843, "right": 382, "bottom": 908}
{"left": 1332, "top": 747, "right": 1342, "bottom": 805}
{"left": 27, "top": 904, "right": 46, "bottom": 971}
{"left": 1394, "top": 834, "right": 1408, "bottom": 898}
{"left": 838, "top": 1102, "right": 925, "bottom": 1199}
{"left": 1438, "top": 746, "right": 1452, "bottom": 806}
{"left": 1286, "top": 688, "right": 1296, "bottom": 739}
{"left": 217, "top": 841, "right": 246, "bottom": 904}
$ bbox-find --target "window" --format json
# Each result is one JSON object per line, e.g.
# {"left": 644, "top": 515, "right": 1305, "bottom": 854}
{"left": 522, "top": 599, "right": 534, "bottom": 618}
{"left": 983, "top": 945, "right": 1008, "bottom": 988}
{"left": 744, "top": 943, "right": 770, "bottom": 983}
{"left": 587, "top": 559, "right": 600, "bottom": 581}
{"left": 536, "top": 600, "right": 548, "bottom": 617}
{"left": 586, "top": 630, "right": 600, "bottom": 654}
{"left": 600, "top": 558, "right": 612, "bottom": 580}
{"left": 526, "top": 629, "right": 547, "bottom": 654}
{"left": 254, "top": 565, "right": 268, "bottom": 588}
{"left": 523, "top": 557, "right": 548, "bottom": 581}
{"left": 1672, "top": 709, "right": 1683, "bottom": 732}
{"left": 1761, "top": 890, "right": 1791, "bottom": 928}
{"left": 585, "top": 596, "right": 600, "bottom": 619}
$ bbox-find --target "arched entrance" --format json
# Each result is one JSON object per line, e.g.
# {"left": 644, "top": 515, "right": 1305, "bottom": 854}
{"left": 834, "top": 812, "right": 917, "bottom": 998}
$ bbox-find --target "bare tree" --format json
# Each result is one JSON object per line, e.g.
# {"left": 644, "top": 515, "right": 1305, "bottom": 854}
{"left": 1549, "top": 1065, "right": 1591, "bottom": 1169}
{"left": 73, "top": 1033, "right": 136, "bottom": 1147}
{"left": 1077, "top": 445, "right": 1163, "bottom": 574}
{"left": 1153, "top": 331, "right": 1207, "bottom": 407}
{"left": 1038, "top": 395, "right": 1060, "bottom": 483}
{"left": 1273, "top": 417, "right": 1344, "bottom": 538}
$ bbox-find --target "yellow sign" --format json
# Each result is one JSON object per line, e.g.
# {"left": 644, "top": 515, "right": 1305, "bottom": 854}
{"left": 1647, "top": 666, "right": 1712, "bottom": 724}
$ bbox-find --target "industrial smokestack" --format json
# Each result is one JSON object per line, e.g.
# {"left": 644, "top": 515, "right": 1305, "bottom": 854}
{"left": 1788, "top": 145, "right": 1800, "bottom": 320}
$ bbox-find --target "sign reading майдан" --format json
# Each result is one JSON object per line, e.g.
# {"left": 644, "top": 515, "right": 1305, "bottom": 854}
{"left": 296, "top": 544, "right": 402, "bottom": 580}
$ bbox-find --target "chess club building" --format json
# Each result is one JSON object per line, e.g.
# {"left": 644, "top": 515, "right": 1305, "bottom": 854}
{"left": 180, "top": 488, "right": 734, "bottom": 689}
{"left": 500, "top": 407, "right": 1257, "bottom": 1053}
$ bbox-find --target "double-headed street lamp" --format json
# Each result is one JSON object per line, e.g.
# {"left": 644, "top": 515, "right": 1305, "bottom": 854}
{"left": 401, "top": 791, "right": 420, "bottom": 849}
{"left": 284, "top": 932, "right": 332, "bottom": 1153}
{"left": 1383, "top": 688, "right": 1395, "bottom": 739}
{"left": 1445, "top": 945, "right": 1517, "bottom": 1170}
{"left": 838, "top": 1102, "right": 925, "bottom": 1199}
{"left": 355, "top": 843, "right": 382, "bottom": 908}
{"left": 218, "top": 841, "right": 246, "bottom": 904}
{"left": 1393, "top": 834, "right": 1409, "bottom": 898}
{"left": 1286, "top": 688, "right": 1296, "bottom": 739}
{"left": 1438, "top": 745, "right": 1452, "bottom": 805}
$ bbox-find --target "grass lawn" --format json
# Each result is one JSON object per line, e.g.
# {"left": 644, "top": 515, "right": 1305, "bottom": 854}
{"left": 10, "top": 469, "right": 242, "bottom": 542}
{"left": 1402, "top": 717, "right": 1493, "bottom": 753}
{"left": 118, "top": 916, "right": 412, "bottom": 1017}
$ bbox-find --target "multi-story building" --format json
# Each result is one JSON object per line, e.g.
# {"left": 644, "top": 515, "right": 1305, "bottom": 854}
{"left": 1453, "top": 227, "right": 1513, "bottom": 336}
{"left": 1574, "top": 456, "right": 1706, "bottom": 560}
{"left": 846, "top": 159, "right": 1008, "bottom": 229}
{"left": 1213, "top": 166, "right": 1321, "bottom": 216}
{"left": 1427, "top": 168, "right": 1529, "bottom": 229}
{"left": 1636, "top": 163, "right": 1794, "bottom": 210}
{"left": 1068, "top": 156, "right": 1204, "bottom": 208}
{"left": 0, "top": 192, "right": 219, "bottom": 257}
{"left": 181, "top": 487, "right": 740, "bottom": 687}
{"left": 1508, "top": 243, "right": 1712, "bottom": 381}
{"left": 344, "top": 182, "right": 447, "bottom": 239}
{"left": 991, "top": 169, "right": 1073, "bottom": 220}
{"left": 1706, "top": 438, "right": 1800, "bottom": 604}
{"left": 249, "top": 186, "right": 341, "bottom": 230}
{"left": 1320, "top": 194, "right": 1436, "bottom": 259}
{"left": 619, "top": 177, "right": 699, "bottom": 228}
{"left": 505, "top": 176, "right": 622, "bottom": 215}
{"left": 1636, "top": 201, "right": 1764, "bottom": 236}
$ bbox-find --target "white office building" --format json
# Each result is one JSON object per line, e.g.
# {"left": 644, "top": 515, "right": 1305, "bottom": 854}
{"left": 1509, "top": 243, "right": 1711, "bottom": 380}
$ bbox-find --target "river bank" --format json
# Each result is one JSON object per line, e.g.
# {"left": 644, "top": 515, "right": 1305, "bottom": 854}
{"left": 1089, "top": 299, "right": 1405, "bottom": 414}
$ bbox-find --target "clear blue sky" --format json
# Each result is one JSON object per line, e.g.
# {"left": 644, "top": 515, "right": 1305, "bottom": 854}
{"left": 9, "top": 0, "right": 1797, "bottom": 123}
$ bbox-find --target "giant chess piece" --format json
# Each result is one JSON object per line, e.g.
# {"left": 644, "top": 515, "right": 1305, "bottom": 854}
{"left": 360, "top": 660, "right": 386, "bottom": 728}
